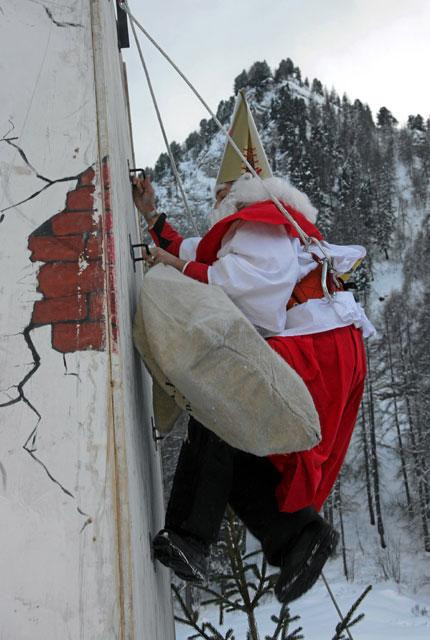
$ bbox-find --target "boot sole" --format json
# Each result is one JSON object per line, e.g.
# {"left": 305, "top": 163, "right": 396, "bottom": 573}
{"left": 275, "top": 525, "right": 339, "bottom": 604}
{"left": 153, "top": 534, "right": 206, "bottom": 584}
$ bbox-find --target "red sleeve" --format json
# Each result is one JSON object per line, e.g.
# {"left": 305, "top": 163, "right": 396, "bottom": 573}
{"left": 183, "top": 261, "right": 209, "bottom": 284}
{"left": 149, "top": 213, "right": 183, "bottom": 257}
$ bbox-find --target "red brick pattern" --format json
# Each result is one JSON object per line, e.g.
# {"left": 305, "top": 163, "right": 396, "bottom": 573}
{"left": 52, "top": 210, "right": 99, "bottom": 236}
{"left": 28, "top": 235, "right": 84, "bottom": 262}
{"left": 32, "top": 295, "right": 87, "bottom": 324}
{"left": 101, "top": 161, "right": 118, "bottom": 352}
{"left": 52, "top": 322, "right": 105, "bottom": 353}
{"left": 28, "top": 160, "right": 117, "bottom": 353}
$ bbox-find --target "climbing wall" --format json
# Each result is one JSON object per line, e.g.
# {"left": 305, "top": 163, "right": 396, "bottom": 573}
{"left": 0, "top": 1, "right": 174, "bottom": 638}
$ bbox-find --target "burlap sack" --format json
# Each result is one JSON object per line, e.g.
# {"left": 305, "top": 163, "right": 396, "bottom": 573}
{"left": 133, "top": 304, "right": 186, "bottom": 434}
{"left": 133, "top": 264, "right": 321, "bottom": 456}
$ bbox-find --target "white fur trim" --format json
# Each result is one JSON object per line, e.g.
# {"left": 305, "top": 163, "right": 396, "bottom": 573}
{"left": 229, "top": 174, "right": 318, "bottom": 223}
{"left": 215, "top": 182, "right": 227, "bottom": 195}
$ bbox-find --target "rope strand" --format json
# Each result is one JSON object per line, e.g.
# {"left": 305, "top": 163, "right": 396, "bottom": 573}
{"left": 127, "top": 6, "right": 199, "bottom": 235}
{"left": 321, "top": 571, "right": 355, "bottom": 640}
{"left": 120, "top": 0, "right": 313, "bottom": 248}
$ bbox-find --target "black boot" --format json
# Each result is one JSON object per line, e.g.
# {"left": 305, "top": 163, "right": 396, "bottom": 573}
{"left": 158, "top": 419, "right": 234, "bottom": 583}
{"left": 229, "top": 449, "right": 320, "bottom": 567}
{"left": 274, "top": 518, "right": 339, "bottom": 604}
{"left": 153, "top": 528, "right": 209, "bottom": 584}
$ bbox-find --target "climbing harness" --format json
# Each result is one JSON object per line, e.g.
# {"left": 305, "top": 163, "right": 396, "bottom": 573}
{"left": 119, "top": 0, "right": 341, "bottom": 303}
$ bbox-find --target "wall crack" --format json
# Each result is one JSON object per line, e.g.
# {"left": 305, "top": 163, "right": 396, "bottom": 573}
{"left": 0, "top": 138, "right": 84, "bottom": 219}
{"left": 24, "top": 0, "right": 83, "bottom": 28}
{"left": 0, "top": 324, "right": 76, "bottom": 499}
{"left": 44, "top": 6, "right": 83, "bottom": 28}
{"left": 1, "top": 155, "right": 109, "bottom": 527}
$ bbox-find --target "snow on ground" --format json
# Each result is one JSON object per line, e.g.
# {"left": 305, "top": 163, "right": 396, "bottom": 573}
{"left": 175, "top": 557, "right": 430, "bottom": 639}
{"left": 370, "top": 260, "right": 403, "bottom": 303}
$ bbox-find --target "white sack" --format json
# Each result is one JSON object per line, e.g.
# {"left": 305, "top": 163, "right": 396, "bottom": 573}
{"left": 133, "top": 264, "right": 321, "bottom": 456}
{"left": 133, "top": 305, "right": 185, "bottom": 434}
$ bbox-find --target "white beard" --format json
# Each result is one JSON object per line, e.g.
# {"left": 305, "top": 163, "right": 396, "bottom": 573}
{"left": 209, "top": 173, "right": 318, "bottom": 226}
{"left": 208, "top": 192, "right": 238, "bottom": 228}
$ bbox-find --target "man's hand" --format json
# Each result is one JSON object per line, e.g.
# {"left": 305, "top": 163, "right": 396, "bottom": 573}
{"left": 132, "top": 175, "right": 158, "bottom": 223}
{"left": 145, "top": 246, "right": 186, "bottom": 272}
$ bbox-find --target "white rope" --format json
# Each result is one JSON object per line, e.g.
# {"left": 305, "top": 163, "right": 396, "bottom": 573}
{"left": 126, "top": 5, "right": 199, "bottom": 235}
{"left": 321, "top": 571, "right": 355, "bottom": 640}
{"left": 121, "top": 0, "right": 341, "bottom": 304}
{"left": 120, "top": 0, "right": 314, "bottom": 248}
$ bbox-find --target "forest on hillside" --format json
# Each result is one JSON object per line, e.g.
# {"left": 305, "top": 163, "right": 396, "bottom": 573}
{"left": 151, "top": 58, "right": 430, "bottom": 590}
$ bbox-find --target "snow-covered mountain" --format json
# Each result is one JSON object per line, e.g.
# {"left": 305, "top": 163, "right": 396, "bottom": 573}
{"left": 151, "top": 58, "right": 430, "bottom": 636}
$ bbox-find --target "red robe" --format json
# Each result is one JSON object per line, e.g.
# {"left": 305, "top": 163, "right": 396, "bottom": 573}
{"left": 150, "top": 201, "right": 366, "bottom": 513}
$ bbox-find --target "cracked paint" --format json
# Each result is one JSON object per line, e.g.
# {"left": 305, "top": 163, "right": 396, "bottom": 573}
{"left": 43, "top": 6, "right": 83, "bottom": 28}
{"left": 0, "top": 2, "right": 131, "bottom": 636}
{"left": 0, "top": 138, "right": 84, "bottom": 217}
{"left": 0, "top": 461, "right": 7, "bottom": 490}
{"left": 1, "top": 140, "right": 104, "bottom": 508}
{"left": 0, "top": 324, "right": 77, "bottom": 500}
{"left": 0, "top": 147, "right": 109, "bottom": 513}
{"left": 24, "top": 0, "right": 83, "bottom": 28}
{"left": 1, "top": 1, "right": 174, "bottom": 635}
{"left": 62, "top": 354, "right": 80, "bottom": 379}
{"left": 0, "top": 158, "right": 114, "bottom": 507}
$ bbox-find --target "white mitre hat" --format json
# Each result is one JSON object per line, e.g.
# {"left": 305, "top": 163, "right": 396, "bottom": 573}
{"left": 215, "top": 89, "right": 272, "bottom": 191}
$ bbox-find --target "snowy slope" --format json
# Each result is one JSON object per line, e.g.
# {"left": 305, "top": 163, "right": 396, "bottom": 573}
{"left": 176, "top": 563, "right": 430, "bottom": 640}
{"left": 148, "top": 61, "right": 430, "bottom": 638}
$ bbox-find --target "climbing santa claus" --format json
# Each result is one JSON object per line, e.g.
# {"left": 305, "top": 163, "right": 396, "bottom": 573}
{"left": 132, "top": 89, "right": 376, "bottom": 603}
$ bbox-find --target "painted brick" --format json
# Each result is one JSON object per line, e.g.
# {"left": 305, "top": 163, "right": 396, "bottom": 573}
{"left": 85, "top": 234, "right": 103, "bottom": 261}
{"left": 28, "top": 235, "right": 84, "bottom": 262}
{"left": 107, "top": 267, "right": 117, "bottom": 325}
{"left": 102, "top": 161, "right": 110, "bottom": 188}
{"left": 52, "top": 211, "right": 100, "bottom": 236}
{"left": 111, "top": 324, "right": 118, "bottom": 348}
{"left": 89, "top": 292, "right": 104, "bottom": 320}
{"left": 32, "top": 294, "right": 87, "bottom": 325}
{"left": 78, "top": 167, "right": 95, "bottom": 186}
{"left": 28, "top": 163, "right": 113, "bottom": 355}
{"left": 66, "top": 185, "right": 95, "bottom": 211}
{"left": 103, "top": 187, "right": 111, "bottom": 211}
{"left": 52, "top": 321, "right": 105, "bottom": 353}
{"left": 106, "top": 233, "right": 115, "bottom": 265}
{"left": 78, "top": 261, "right": 105, "bottom": 292}
{"left": 38, "top": 262, "right": 104, "bottom": 298}
{"left": 104, "top": 210, "right": 113, "bottom": 233}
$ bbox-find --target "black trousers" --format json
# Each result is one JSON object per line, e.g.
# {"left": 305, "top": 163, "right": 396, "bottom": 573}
{"left": 165, "top": 417, "right": 320, "bottom": 567}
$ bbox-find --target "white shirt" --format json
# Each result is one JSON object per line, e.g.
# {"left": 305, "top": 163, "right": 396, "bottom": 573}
{"left": 179, "top": 221, "right": 376, "bottom": 339}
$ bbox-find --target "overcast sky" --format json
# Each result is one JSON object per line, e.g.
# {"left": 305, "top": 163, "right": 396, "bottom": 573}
{"left": 122, "top": 0, "right": 430, "bottom": 168}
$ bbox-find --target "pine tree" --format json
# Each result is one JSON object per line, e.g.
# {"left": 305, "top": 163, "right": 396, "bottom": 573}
{"left": 234, "top": 69, "right": 249, "bottom": 94}
{"left": 274, "top": 58, "right": 295, "bottom": 83}
{"left": 170, "top": 140, "right": 183, "bottom": 165}
{"left": 153, "top": 151, "right": 171, "bottom": 181}
{"left": 248, "top": 61, "right": 272, "bottom": 88}
{"left": 185, "top": 131, "right": 203, "bottom": 153}
{"left": 216, "top": 98, "right": 235, "bottom": 124}
{"left": 407, "top": 114, "right": 425, "bottom": 131}
{"left": 377, "top": 106, "right": 398, "bottom": 128}
{"left": 364, "top": 342, "right": 386, "bottom": 549}
{"left": 311, "top": 78, "right": 323, "bottom": 95}
{"left": 173, "top": 509, "right": 304, "bottom": 640}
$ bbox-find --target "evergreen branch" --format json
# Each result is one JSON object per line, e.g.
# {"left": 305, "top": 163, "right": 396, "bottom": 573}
{"left": 172, "top": 584, "right": 230, "bottom": 640}
{"left": 331, "top": 584, "right": 372, "bottom": 640}
{"left": 196, "top": 584, "right": 246, "bottom": 612}
{"left": 264, "top": 604, "right": 304, "bottom": 640}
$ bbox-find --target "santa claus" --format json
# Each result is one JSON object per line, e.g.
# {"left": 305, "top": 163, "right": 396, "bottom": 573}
{"left": 132, "top": 91, "right": 375, "bottom": 604}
